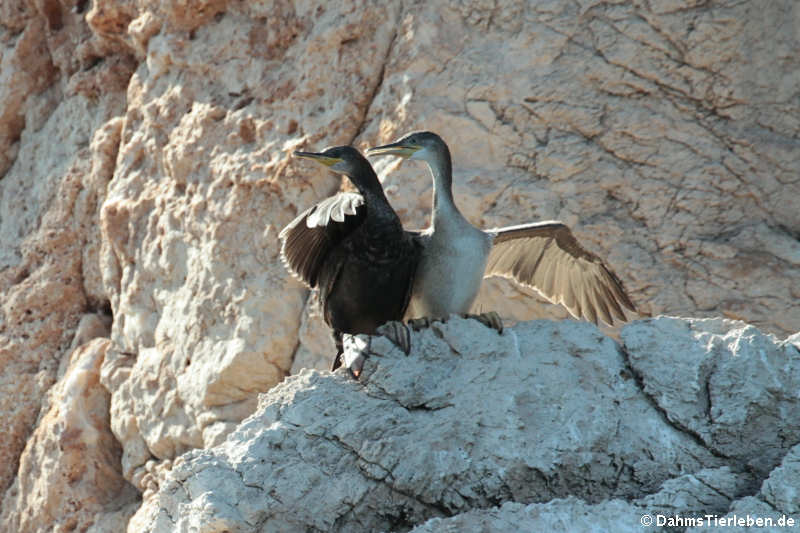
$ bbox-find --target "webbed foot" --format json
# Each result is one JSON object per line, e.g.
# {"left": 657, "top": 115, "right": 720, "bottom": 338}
{"left": 463, "top": 311, "right": 503, "bottom": 334}
{"left": 406, "top": 317, "right": 433, "bottom": 331}
{"left": 376, "top": 320, "right": 411, "bottom": 355}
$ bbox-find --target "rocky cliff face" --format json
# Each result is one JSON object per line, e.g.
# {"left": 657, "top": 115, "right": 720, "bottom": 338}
{"left": 1, "top": 1, "right": 798, "bottom": 532}
{"left": 130, "top": 317, "right": 800, "bottom": 532}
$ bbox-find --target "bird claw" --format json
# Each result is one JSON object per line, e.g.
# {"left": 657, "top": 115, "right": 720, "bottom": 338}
{"left": 463, "top": 311, "right": 503, "bottom": 334}
{"left": 406, "top": 317, "right": 434, "bottom": 331}
{"left": 376, "top": 320, "right": 412, "bottom": 355}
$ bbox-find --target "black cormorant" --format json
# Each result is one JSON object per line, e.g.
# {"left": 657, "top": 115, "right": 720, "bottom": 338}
{"left": 280, "top": 146, "right": 420, "bottom": 373}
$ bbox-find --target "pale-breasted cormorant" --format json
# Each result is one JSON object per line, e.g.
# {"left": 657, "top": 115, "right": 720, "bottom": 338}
{"left": 367, "top": 131, "right": 636, "bottom": 327}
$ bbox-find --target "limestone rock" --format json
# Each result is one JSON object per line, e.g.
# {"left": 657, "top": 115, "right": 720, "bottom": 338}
{"left": 1, "top": 0, "right": 799, "bottom": 531}
{"left": 289, "top": 293, "right": 338, "bottom": 375}
{"left": 0, "top": 15, "right": 56, "bottom": 176}
{"left": 97, "top": 0, "right": 403, "bottom": 493}
{"left": 622, "top": 317, "right": 800, "bottom": 476}
{"left": 0, "top": 97, "right": 124, "bottom": 494}
{"left": 760, "top": 444, "right": 800, "bottom": 516}
{"left": 131, "top": 317, "right": 799, "bottom": 532}
{"left": 358, "top": 0, "right": 800, "bottom": 338}
{"left": 411, "top": 468, "right": 758, "bottom": 532}
{"left": 411, "top": 498, "right": 645, "bottom": 533}
{"left": 0, "top": 338, "right": 137, "bottom": 533}
{"left": 0, "top": 0, "right": 130, "bottom": 513}
{"left": 684, "top": 445, "right": 800, "bottom": 532}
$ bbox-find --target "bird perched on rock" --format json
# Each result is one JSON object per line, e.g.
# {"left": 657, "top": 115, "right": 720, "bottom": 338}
{"left": 367, "top": 131, "right": 636, "bottom": 328}
{"left": 279, "top": 146, "right": 420, "bottom": 373}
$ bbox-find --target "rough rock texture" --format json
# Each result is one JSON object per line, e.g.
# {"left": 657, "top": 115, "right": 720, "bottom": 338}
{"left": 1, "top": 0, "right": 799, "bottom": 531}
{"left": 98, "top": 0, "right": 403, "bottom": 494}
{"left": 0, "top": 0, "right": 131, "bottom": 512}
{"left": 411, "top": 453, "right": 799, "bottom": 533}
{"left": 623, "top": 318, "right": 800, "bottom": 477}
{"left": 685, "top": 444, "right": 800, "bottom": 533}
{"left": 361, "top": 0, "right": 800, "bottom": 337}
{"left": 0, "top": 337, "right": 139, "bottom": 533}
{"left": 0, "top": 94, "right": 124, "bottom": 498}
{"left": 131, "top": 318, "right": 799, "bottom": 532}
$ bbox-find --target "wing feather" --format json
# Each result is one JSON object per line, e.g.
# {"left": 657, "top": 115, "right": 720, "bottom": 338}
{"left": 485, "top": 221, "right": 636, "bottom": 326}
{"left": 279, "top": 193, "right": 366, "bottom": 288}
{"left": 592, "top": 285, "right": 612, "bottom": 326}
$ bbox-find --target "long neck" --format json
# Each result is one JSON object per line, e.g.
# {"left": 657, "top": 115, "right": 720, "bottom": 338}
{"left": 348, "top": 163, "right": 398, "bottom": 224}
{"left": 426, "top": 143, "right": 464, "bottom": 230}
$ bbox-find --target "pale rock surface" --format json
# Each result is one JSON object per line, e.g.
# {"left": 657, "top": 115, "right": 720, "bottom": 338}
{"left": 131, "top": 317, "right": 799, "bottom": 532}
{"left": 412, "top": 464, "right": 749, "bottom": 533}
{"left": 97, "top": 0, "right": 403, "bottom": 493}
{"left": 684, "top": 444, "right": 800, "bottom": 533}
{"left": 411, "top": 498, "right": 647, "bottom": 533}
{"left": 0, "top": 0, "right": 131, "bottom": 506}
{"left": 289, "top": 294, "right": 337, "bottom": 374}
{"left": 759, "top": 444, "right": 800, "bottom": 516}
{"left": 358, "top": 0, "right": 800, "bottom": 339}
{"left": 1, "top": 0, "right": 799, "bottom": 531}
{"left": 0, "top": 95, "right": 125, "bottom": 495}
{"left": 0, "top": 338, "right": 138, "bottom": 533}
{"left": 622, "top": 317, "right": 800, "bottom": 476}
{"left": 0, "top": 6, "right": 55, "bottom": 177}
{"left": 412, "top": 464, "right": 760, "bottom": 532}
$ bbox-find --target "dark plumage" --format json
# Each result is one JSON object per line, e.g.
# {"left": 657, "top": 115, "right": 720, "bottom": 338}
{"left": 279, "top": 146, "right": 420, "bottom": 371}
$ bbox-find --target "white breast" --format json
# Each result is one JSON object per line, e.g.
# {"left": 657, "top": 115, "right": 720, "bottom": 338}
{"left": 407, "top": 225, "right": 491, "bottom": 319}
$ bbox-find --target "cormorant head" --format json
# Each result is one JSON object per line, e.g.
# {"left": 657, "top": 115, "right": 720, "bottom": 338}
{"left": 366, "top": 131, "right": 445, "bottom": 162}
{"left": 294, "top": 145, "right": 383, "bottom": 194}
{"left": 293, "top": 145, "right": 368, "bottom": 176}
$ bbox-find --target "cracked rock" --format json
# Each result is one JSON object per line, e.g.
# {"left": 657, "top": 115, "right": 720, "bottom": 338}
{"left": 622, "top": 317, "right": 800, "bottom": 476}
{"left": 126, "top": 316, "right": 800, "bottom": 532}
{"left": 2, "top": 1, "right": 800, "bottom": 531}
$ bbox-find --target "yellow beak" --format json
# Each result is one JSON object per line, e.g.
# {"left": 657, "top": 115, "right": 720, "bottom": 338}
{"left": 293, "top": 151, "right": 342, "bottom": 167}
{"left": 365, "top": 141, "right": 421, "bottom": 158}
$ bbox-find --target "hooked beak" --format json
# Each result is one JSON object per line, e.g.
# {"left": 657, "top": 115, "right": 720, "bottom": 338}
{"left": 293, "top": 151, "right": 342, "bottom": 167}
{"left": 365, "top": 140, "right": 421, "bottom": 158}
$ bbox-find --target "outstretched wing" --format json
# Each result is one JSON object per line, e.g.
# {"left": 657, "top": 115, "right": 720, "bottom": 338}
{"left": 484, "top": 221, "right": 636, "bottom": 326}
{"left": 279, "top": 193, "right": 366, "bottom": 288}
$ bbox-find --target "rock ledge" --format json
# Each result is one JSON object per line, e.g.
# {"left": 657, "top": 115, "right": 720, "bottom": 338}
{"left": 132, "top": 317, "right": 800, "bottom": 532}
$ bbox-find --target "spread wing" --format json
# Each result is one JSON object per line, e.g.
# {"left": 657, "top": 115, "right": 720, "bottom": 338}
{"left": 484, "top": 221, "right": 636, "bottom": 326}
{"left": 279, "top": 193, "right": 366, "bottom": 288}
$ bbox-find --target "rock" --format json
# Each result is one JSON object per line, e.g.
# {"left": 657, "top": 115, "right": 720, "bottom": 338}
{"left": 1, "top": 0, "right": 799, "bottom": 531}
{"left": 289, "top": 293, "right": 337, "bottom": 375}
{"left": 97, "top": 0, "right": 403, "bottom": 493}
{"left": 622, "top": 317, "right": 800, "bottom": 476}
{"left": 636, "top": 467, "right": 755, "bottom": 518}
{"left": 760, "top": 444, "right": 800, "bottom": 516}
{"left": 410, "top": 467, "right": 778, "bottom": 533}
{"left": 358, "top": 0, "right": 800, "bottom": 338}
{"left": 412, "top": 467, "right": 757, "bottom": 532}
{"left": 0, "top": 16, "right": 56, "bottom": 176}
{"left": 0, "top": 95, "right": 125, "bottom": 495}
{"left": 684, "top": 445, "right": 800, "bottom": 532}
{"left": 131, "top": 317, "right": 800, "bottom": 532}
{"left": 686, "top": 497, "right": 797, "bottom": 533}
{"left": 0, "top": 339, "right": 138, "bottom": 533}
{"left": 411, "top": 498, "right": 644, "bottom": 533}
